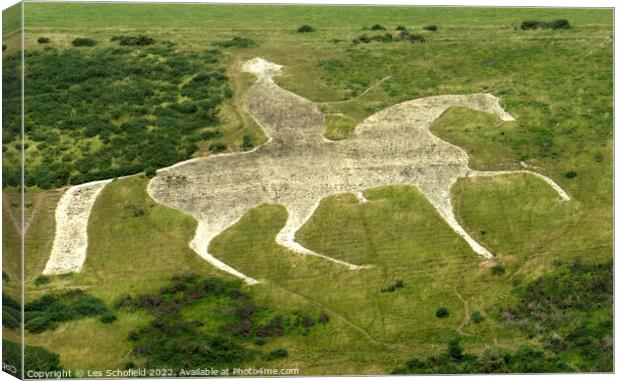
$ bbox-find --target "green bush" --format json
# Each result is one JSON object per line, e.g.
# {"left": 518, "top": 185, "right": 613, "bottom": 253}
{"left": 265, "top": 348, "right": 289, "bottom": 361}
{"left": 370, "top": 24, "right": 386, "bottom": 31}
{"left": 396, "top": 25, "right": 407, "bottom": 31}
{"left": 470, "top": 310, "right": 485, "bottom": 324}
{"left": 110, "top": 35, "right": 155, "bottom": 46}
{"left": 100, "top": 313, "right": 117, "bottom": 324}
{"left": 565, "top": 170, "right": 577, "bottom": 179}
{"left": 71, "top": 38, "right": 96, "bottom": 47}
{"left": 297, "top": 25, "right": 315, "bottom": 33}
{"left": 34, "top": 275, "right": 50, "bottom": 286}
{"left": 24, "top": 290, "right": 110, "bottom": 333}
{"left": 214, "top": 36, "right": 256, "bottom": 48}
{"left": 521, "top": 19, "right": 571, "bottom": 30}
{"left": 37, "top": 37, "right": 50, "bottom": 44}
{"left": 242, "top": 134, "right": 254, "bottom": 150}
{"left": 381, "top": 280, "right": 405, "bottom": 293}
{"left": 436, "top": 307, "right": 449, "bottom": 318}
{"left": 209, "top": 142, "right": 227, "bottom": 153}
{"left": 423, "top": 25, "right": 438, "bottom": 31}
{"left": 491, "top": 264, "right": 506, "bottom": 276}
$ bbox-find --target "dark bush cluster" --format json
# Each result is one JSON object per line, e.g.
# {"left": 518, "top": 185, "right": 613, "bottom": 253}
{"left": 297, "top": 25, "right": 315, "bottom": 33}
{"left": 37, "top": 37, "right": 50, "bottom": 44}
{"left": 392, "top": 338, "right": 572, "bottom": 374}
{"left": 2, "top": 45, "right": 232, "bottom": 188}
{"left": 435, "top": 307, "right": 449, "bottom": 318}
{"left": 565, "top": 170, "right": 577, "bottom": 179}
{"left": 520, "top": 19, "right": 571, "bottom": 30}
{"left": 264, "top": 348, "right": 288, "bottom": 361}
{"left": 353, "top": 30, "right": 425, "bottom": 44}
{"left": 423, "top": 25, "right": 438, "bottom": 31}
{"left": 209, "top": 142, "right": 227, "bottom": 153}
{"left": 110, "top": 35, "right": 156, "bottom": 46}
{"left": 34, "top": 275, "right": 50, "bottom": 286}
{"left": 242, "top": 134, "right": 254, "bottom": 151}
{"left": 490, "top": 264, "right": 506, "bottom": 276}
{"left": 381, "top": 280, "right": 405, "bottom": 293}
{"left": 71, "top": 37, "right": 96, "bottom": 47}
{"left": 117, "top": 274, "right": 328, "bottom": 370}
{"left": 498, "top": 260, "right": 612, "bottom": 371}
{"left": 370, "top": 24, "right": 386, "bottom": 31}
{"left": 214, "top": 36, "right": 256, "bottom": 48}
{"left": 24, "top": 290, "right": 110, "bottom": 333}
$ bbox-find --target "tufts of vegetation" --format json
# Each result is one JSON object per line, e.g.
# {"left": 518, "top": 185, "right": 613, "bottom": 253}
{"left": 37, "top": 37, "right": 50, "bottom": 44}
{"left": 34, "top": 275, "right": 50, "bottom": 286}
{"left": 71, "top": 37, "right": 96, "bottom": 47}
{"left": 116, "top": 274, "right": 328, "bottom": 370}
{"left": 24, "top": 290, "right": 110, "bottom": 333}
{"left": 423, "top": 25, "right": 438, "bottom": 31}
{"left": 520, "top": 19, "right": 571, "bottom": 30}
{"left": 435, "top": 307, "right": 449, "bottom": 318}
{"left": 398, "top": 30, "right": 426, "bottom": 43}
{"left": 110, "top": 35, "right": 156, "bottom": 46}
{"left": 99, "top": 313, "right": 117, "bottom": 324}
{"left": 370, "top": 24, "right": 386, "bottom": 31}
{"left": 209, "top": 142, "right": 227, "bottom": 153}
{"left": 565, "top": 170, "right": 577, "bottom": 179}
{"left": 381, "top": 280, "right": 405, "bottom": 293}
{"left": 297, "top": 25, "right": 315, "bottom": 33}
{"left": 470, "top": 310, "right": 485, "bottom": 324}
{"left": 242, "top": 134, "right": 254, "bottom": 151}
{"left": 214, "top": 36, "right": 256, "bottom": 48}
{"left": 265, "top": 348, "right": 288, "bottom": 361}
{"left": 490, "top": 264, "right": 506, "bottom": 276}
{"left": 396, "top": 25, "right": 407, "bottom": 31}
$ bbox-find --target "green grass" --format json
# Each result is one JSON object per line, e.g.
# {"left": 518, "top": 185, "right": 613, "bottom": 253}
{"left": 9, "top": 3, "right": 613, "bottom": 375}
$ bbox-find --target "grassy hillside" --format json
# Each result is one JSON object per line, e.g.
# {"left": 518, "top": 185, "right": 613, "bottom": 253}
{"left": 6, "top": 3, "right": 613, "bottom": 375}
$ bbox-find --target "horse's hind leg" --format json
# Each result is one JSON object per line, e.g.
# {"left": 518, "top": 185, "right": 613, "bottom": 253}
{"left": 191, "top": 213, "right": 260, "bottom": 285}
{"left": 275, "top": 202, "right": 369, "bottom": 269}
{"left": 470, "top": 170, "right": 570, "bottom": 201}
{"left": 418, "top": 186, "right": 494, "bottom": 259}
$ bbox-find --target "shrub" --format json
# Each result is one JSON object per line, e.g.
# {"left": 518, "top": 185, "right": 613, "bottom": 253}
{"left": 111, "top": 35, "right": 155, "bottom": 46}
{"left": 241, "top": 134, "right": 253, "bottom": 150}
{"left": 423, "top": 25, "right": 438, "bottom": 31}
{"left": 565, "top": 170, "right": 577, "bottom": 179}
{"left": 34, "top": 275, "right": 50, "bottom": 286}
{"left": 396, "top": 25, "right": 407, "bottom": 31}
{"left": 100, "top": 313, "right": 117, "bottom": 324}
{"left": 436, "top": 307, "right": 449, "bottom": 318}
{"left": 265, "top": 348, "right": 288, "bottom": 361}
{"left": 214, "top": 36, "right": 256, "bottom": 48}
{"left": 144, "top": 167, "right": 157, "bottom": 178}
{"left": 470, "top": 310, "right": 485, "bottom": 324}
{"left": 370, "top": 24, "right": 386, "bottom": 31}
{"left": 381, "top": 280, "right": 405, "bottom": 293}
{"left": 521, "top": 19, "right": 571, "bottom": 30}
{"left": 318, "top": 311, "right": 330, "bottom": 324}
{"left": 2, "top": 44, "right": 6, "bottom": 51}
{"left": 209, "top": 143, "right": 227, "bottom": 153}
{"left": 491, "top": 264, "right": 506, "bottom": 276}
{"left": 398, "top": 31, "right": 426, "bottom": 43}
{"left": 71, "top": 38, "right": 96, "bottom": 47}
{"left": 297, "top": 25, "right": 315, "bottom": 33}
{"left": 37, "top": 37, "right": 50, "bottom": 44}
{"left": 448, "top": 338, "right": 464, "bottom": 360}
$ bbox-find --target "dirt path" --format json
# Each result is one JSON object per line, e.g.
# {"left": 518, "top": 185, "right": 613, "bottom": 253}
{"left": 453, "top": 276, "right": 473, "bottom": 337}
{"left": 321, "top": 75, "right": 392, "bottom": 105}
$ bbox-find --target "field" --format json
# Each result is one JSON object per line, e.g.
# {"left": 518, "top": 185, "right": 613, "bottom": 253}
{"left": 2, "top": 2, "right": 613, "bottom": 376}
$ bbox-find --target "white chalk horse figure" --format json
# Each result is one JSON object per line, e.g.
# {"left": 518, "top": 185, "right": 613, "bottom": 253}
{"left": 145, "top": 58, "right": 570, "bottom": 284}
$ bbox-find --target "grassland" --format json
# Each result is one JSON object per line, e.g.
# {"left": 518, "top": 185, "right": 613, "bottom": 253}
{"left": 3, "top": 2, "right": 613, "bottom": 375}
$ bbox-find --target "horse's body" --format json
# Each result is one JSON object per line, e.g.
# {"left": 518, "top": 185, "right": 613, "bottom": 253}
{"left": 147, "top": 58, "right": 569, "bottom": 283}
